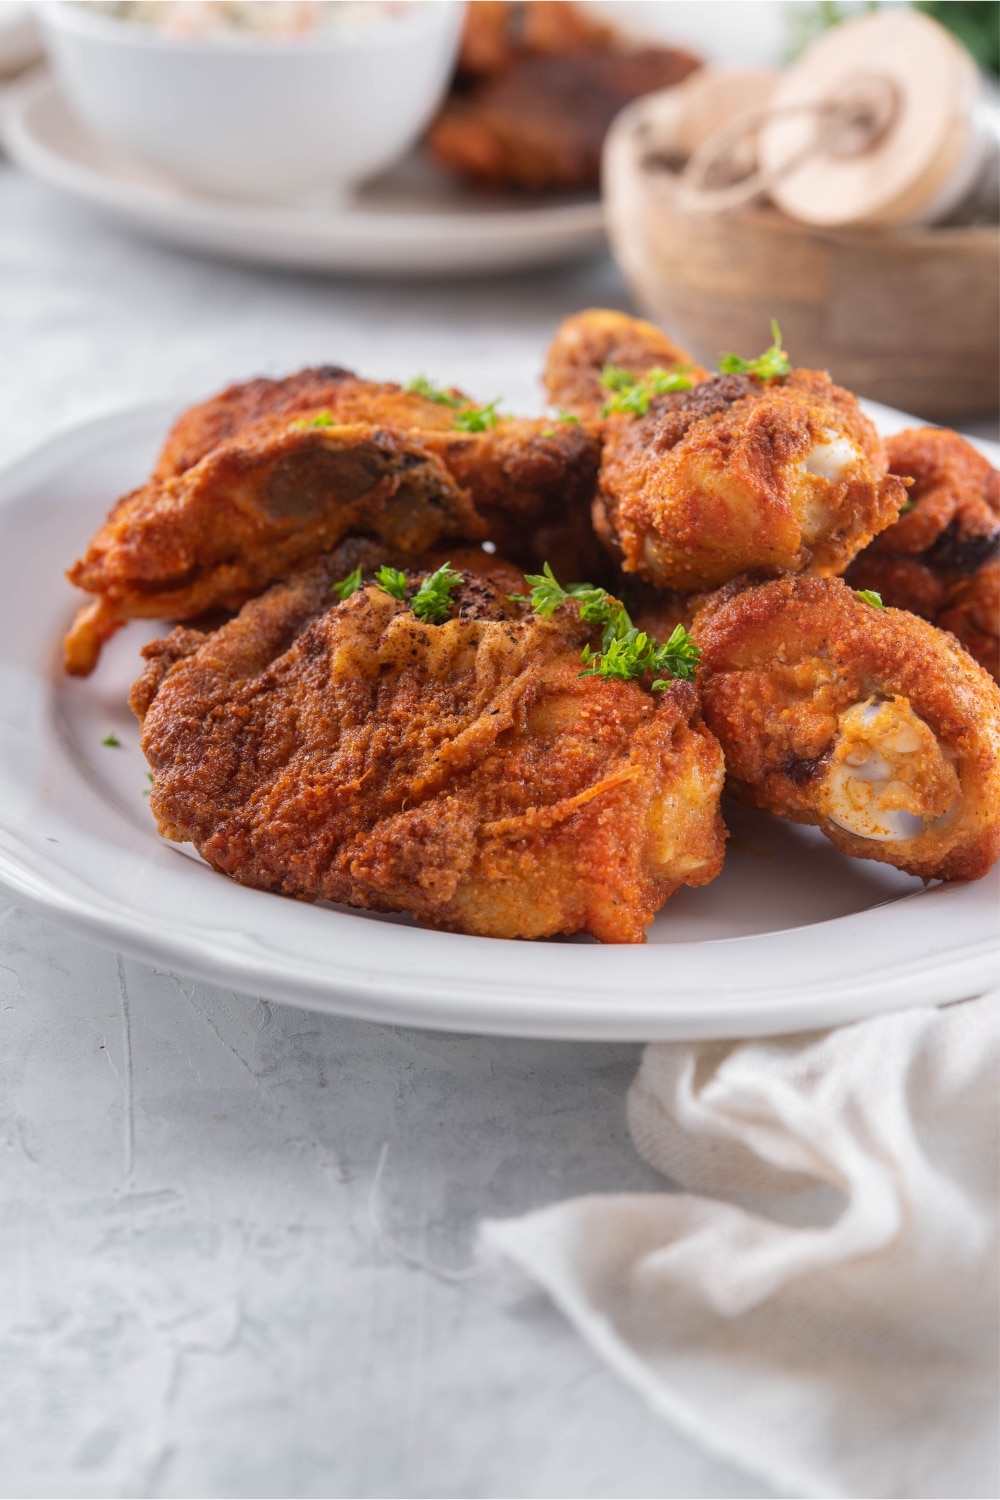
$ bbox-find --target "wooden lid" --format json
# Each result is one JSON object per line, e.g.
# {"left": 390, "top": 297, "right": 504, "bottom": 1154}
{"left": 758, "top": 10, "right": 981, "bottom": 228}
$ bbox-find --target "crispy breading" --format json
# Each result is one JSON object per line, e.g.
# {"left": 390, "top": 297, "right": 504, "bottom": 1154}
{"left": 543, "top": 308, "right": 704, "bottom": 419}
{"left": 845, "top": 427, "right": 999, "bottom": 681}
{"left": 596, "top": 369, "right": 907, "bottom": 592}
{"left": 64, "top": 367, "right": 604, "bottom": 673}
{"left": 695, "top": 575, "right": 1000, "bottom": 881}
{"left": 64, "top": 422, "right": 480, "bottom": 675}
{"left": 131, "top": 562, "right": 726, "bottom": 943}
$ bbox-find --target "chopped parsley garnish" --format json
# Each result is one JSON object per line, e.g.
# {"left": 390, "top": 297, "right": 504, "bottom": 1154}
{"left": 511, "top": 562, "right": 701, "bottom": 686}
{"left": 855, "top": 588, "right": 885, "bottom": 610}
{"left": 374, "top": 565, "right": 409, "bottom": 601}
{"left": 295, "top": 410, "right": 336, "bottom": 429}
{"left": 406, "top": 375, "right": 464, "bottom": 408}
{"left": 101, "top": 732, "right": 121, "bottom": 748}
{"left": 599, "top": 364, "right": 693, "bottom": 418}
{"left": 898, "top": 499, "right": 916, "bottom": 516}
{"left": 453, "top": 399, "right": 502, "bottom": 433}
{"left": 370, "top": 561, "right": 463, "bottom": 623}
{"left": 411, "top": 562, "right": 462, "bottom": 623}
{"left": 331, "top": 566, "right": 363, "bottom": 600}
{"left": 555, "top": 409, "right": 580, "bottom": 424}
{"left": 718, "top": 320, "right": 790, "bottom": 380}
{"left": 143, "top": 771, "right": 153, "bottom": 798}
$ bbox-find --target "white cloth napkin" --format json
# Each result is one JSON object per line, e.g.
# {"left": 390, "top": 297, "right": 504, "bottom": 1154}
{"left": 482, "top": 993, "right": 999, "bottom": 1500}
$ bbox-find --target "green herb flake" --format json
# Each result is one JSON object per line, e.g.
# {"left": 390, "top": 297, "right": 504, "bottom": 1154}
{"left": 101, "top": 732, "right": 122, "bottom": 748}
{"left": 331, "top": 566, "right": 363, "bottom": 600}
{"left": 898, "top": 499, "right": 916, "bottom": 516}
{"left": 541, "top": 428, "right": 556, "bottom": 438}
{"left": 453, "top": 399, "right": 502, "bottom": 433}
{"left": 374, "top": 565, "right": 409, "bottom": 602}
{"left": 599, "top": 364, "right": 693, "bottom": 418}
{"left": 294, "top": 409, "right": 336, "bottom": 430}
{"left": 555, "top": 409, "right": 580, "bottom": 424}
{"left": 855, "top": 588, "right": 885, "bottom": 610}
{"left": 406, "top": 375, "right": 465, "bottom": 408}
{"left": 514, "top": 563, "right": 700, "bottom": 688}
{"left": 411, "top": 562, "right": 462, "bottom": 624}
{"left": 143, "top": 771, "right": 153, "bottom": 798}
{"left": 718, "top": 320, "right": 790, "bottom": 381}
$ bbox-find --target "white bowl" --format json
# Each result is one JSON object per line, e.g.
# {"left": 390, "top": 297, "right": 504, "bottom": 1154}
{"left": 40, "top": 1, "right": 465, "bottom": 201}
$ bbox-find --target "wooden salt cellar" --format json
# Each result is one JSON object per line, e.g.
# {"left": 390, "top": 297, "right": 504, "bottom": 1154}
{"left": 602, "top": 14, "right": 999, "bottom": 420}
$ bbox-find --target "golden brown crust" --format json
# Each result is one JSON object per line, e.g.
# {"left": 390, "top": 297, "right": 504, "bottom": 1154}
{"left": 597, "top": 369, "right": 906, "bottom": 592}
{"left": 695, "top": 575, "right": 1000, "bottom": 881}
{"left": 64, "top": 422, "right": 481, "bottom": 674}
{"left": 64, "top": 369, "right": 604, "bottom": 673}
{"left": 543, "top": 309, "right": 703, "bottom": 420}
{"left": 845, "top": 427, "right": 999, "bottom": 681}
{"left": 132, "top": 566, "right": 726, "bottom": 943}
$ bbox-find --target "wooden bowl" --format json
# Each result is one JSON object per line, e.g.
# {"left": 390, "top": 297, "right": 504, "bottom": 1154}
{"left": 603, "top": 89, "right": 1000, "bottom": 421}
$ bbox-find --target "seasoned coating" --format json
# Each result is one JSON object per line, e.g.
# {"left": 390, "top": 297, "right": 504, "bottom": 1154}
{"left": 845, "top": 427, "right": 999, "bottom": 681}
{"left": 64, "top": 422, "right": 480, "bottom": 675}
{"left": 428, "top": 39, "right": 700, "bottom": 192}
{"left": 543, "top": 309, "right": 703, "bottom": 419}
{"left": 131, "top": 564, "right": 727, "bottom": 944}
{"left": 596, "top": 369, "right": 907, "bottom": 592}
{"left": 696, "top": 575, "right": 1000, "bottom": 882}
{"left": 64, "top": 366, "right": 604, "bottom": 673}
{"left": 153, "top": 366, "right": 604, "bottom": 554}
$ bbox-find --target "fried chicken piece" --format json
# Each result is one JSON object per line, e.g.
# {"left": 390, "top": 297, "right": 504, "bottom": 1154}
{"left": 543, "top": 308, "right": 704, "bottom": 420}
{"left": 130, "top": 562, "right": 726, "bottom": 943}
{"left": 425, "top": 30, "right": 701, "bottom": 193}
{"left": 595, "top": 369, "right": 907, "bottom": 592}
{"left": 65, "top": 367, "right": 604, "bottom": 674}
{"left": 64, "top": 422, "right": 481, "bottom": 675}
{"left": 695, "top": 575, "right": 1000, "bottom": 882}
{"left": 845, "top": 427, "right": 999, "bottom": 681}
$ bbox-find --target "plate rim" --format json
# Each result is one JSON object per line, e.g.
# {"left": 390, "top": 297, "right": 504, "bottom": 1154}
{"left": 1, "top": 74, "right": 607, "bottom": 270}
{"left": 0, "top": 404, "right": 996, "bottom": 1043}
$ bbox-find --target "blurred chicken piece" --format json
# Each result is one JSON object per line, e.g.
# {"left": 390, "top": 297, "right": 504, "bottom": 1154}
{"left": 845, "top": 427, "right": 999, "bottom": 681}
{"left": 64, "top": 366, "right": 604, "bottom": 674}
{"left": 455, "top": 0, "right": 616, "bottom": 77}
{"left": 696, "top": 575, "right": 1000, "bottom": 882}
{"left": 427, "top": 2, "right": 700, "bottom": 191}
{"left": 594, "top": 368, "right": 907, "bottom": 592}
{"left": 131, "top": 560, "right": 726, "bottom": 943}
{"left": 543, "top": 308, "right": 704, "bottom": 419}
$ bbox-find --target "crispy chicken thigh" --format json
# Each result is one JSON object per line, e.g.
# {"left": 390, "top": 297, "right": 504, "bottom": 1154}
{"left": 64, "top": 422, "right": 480, "bottom": 675}
{"left": 130, "top": 561, "right": 726, "bottom": 943}
{"left": 65, "top": 366, "right": 603, "bottom": 673}
{"left": 696, "top": 575, "right": 1000, "bottom": 881}
{"left": 543, "top": 308, "right": 704, "bottom": 419}
{"left": 845, "top": 427, "right": 999, "bottom": 681}
{"left": 595, "top": 370, "right": 907, "bottom": 592}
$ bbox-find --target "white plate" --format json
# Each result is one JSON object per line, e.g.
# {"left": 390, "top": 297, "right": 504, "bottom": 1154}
{"left": 1, "top": 75, "right": 606, "bottom": 276}
{"left": 0, "top": 403, "right": 996, "bottom": 1040}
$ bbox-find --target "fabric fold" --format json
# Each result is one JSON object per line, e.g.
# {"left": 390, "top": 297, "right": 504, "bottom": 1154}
{"left": 482, "top": 993, "right": 999, "bottom": 1499}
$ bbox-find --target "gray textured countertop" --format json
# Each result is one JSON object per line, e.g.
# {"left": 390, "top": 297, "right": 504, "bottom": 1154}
{"left": 0, "top": 162, "right": 777, "bottom": 1500}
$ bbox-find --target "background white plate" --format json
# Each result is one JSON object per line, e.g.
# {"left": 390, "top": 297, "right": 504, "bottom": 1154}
{"left": 1, "top": 75, "right": 607, "bottom": 276}
{"left": 0, "top": 403, "right": 996, "bottom": 1040}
